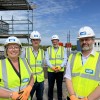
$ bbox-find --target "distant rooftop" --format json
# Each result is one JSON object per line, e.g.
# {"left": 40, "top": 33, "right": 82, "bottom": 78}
{"left": 0, "top": 0, "right": 34, "bottom": 10}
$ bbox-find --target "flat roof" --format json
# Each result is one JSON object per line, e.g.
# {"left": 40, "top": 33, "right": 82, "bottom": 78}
{"left": 0, "top": 0, "right": 33, "bottom": 10}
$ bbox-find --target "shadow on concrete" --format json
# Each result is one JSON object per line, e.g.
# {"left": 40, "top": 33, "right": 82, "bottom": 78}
{"left": 32, "top": 79, "right": 67, "bottom": 100}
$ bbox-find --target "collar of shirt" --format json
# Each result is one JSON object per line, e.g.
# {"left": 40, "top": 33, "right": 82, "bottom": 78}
{"left": 79, "top": 49, "right": 95, "bottom": 58}
{"left": 79, "top": 49, "right": 95, "bottom": 65}
{"left": 32, "top": 48, "right": 39, "bottom": 52}
{"left": 32, "top": 48, "right": 39, "bottom": 57}
{"left": 53, "top": 46, "right": 59, "bottom": 52}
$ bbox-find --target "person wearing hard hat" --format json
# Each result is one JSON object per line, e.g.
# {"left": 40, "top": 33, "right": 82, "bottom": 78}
{"left": 45, "top": 35, "right": 67, "bottom": 100}
{"left": 64, "top": 26, "right": 100, "bottom": 100}
{"left": 21, "top": 31, "right": 45, "bottom": 100}
{"left": 0, "top": 36, "right": 34, "bottom": 100}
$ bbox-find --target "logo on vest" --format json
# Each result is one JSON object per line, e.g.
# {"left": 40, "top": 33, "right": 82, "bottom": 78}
{"left": 22, "top": 78, "right": 29, "bottom": 83}
{"left": 57, "top": 55, "right": 61, "bottom": 58}
{"left": 85, "top": 69, "right": 93, "bottom": 74}
{"left": 37, "top": 60, "right": 42, "bottom": 64}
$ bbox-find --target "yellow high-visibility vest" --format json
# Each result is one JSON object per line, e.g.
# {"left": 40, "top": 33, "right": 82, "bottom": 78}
{"left": 69, "top": 52, "right": 100, "bottom": 98}
{"left": 25, "top": 47, "right": 44, "bottom": 82}
{"left": 0, "top": 58, "right": 32, "bottom": 100}
{"left": 47, "top": 46, "right": 64, "bottom": 72}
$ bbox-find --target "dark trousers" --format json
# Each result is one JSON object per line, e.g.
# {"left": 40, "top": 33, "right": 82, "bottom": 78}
{"left": 67, "top": 96, "right": 70, "bottom": 100}
{"left": 30, "top": 81, "right": 44, "bottom": 100}
{"left": 48, "top": 72, "right": 64, "bottom": 100}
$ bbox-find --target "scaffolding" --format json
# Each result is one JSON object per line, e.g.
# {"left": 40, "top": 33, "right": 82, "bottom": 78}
{"left": 0, "top": 20, "right": 9, "bottom": 34}
{"left": 0, "top": 0, "right": 35, "bottom": 59}
{"left": 0, "top": 0, "right": 35, "bottom": 40}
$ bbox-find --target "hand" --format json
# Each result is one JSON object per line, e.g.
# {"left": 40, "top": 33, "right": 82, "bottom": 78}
{"left": 56, "top": 66, "right": 61, "bottom": 71}
{"left": 70, "top": 95, "right": 80, "bottom": 100}
{"left": 51, "top": 66, "right": 56, "bottom": 71}
{"left": 54, "top": 66, "right": 61, "bottom": 72}
{"left": 11, "top": 92, "right": 20, "bottom": 100}
{"left": 18, "top": 85, "right": 32, "bottom": 100}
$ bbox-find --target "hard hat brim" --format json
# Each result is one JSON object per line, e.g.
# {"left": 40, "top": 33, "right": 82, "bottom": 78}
{"left": 51, "top": 39, "right": 59, "bottom": 41}
{"left": 4, "top": 43, "right": 22, "bottom": 47}
{"left": 77, "top": 35, "right": 95, "bottom": 39}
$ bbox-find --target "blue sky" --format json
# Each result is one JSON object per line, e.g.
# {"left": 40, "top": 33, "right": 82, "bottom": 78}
{"left": 33, "top": 0, "right": 100, "bottom": 45}
{"left": 0, "top": 0, "right": 100, "bottom": 45}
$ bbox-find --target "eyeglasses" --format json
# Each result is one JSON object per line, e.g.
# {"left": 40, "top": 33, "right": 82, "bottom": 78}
{"left": 7, "top": 46, "right": 20, "bottom": 50}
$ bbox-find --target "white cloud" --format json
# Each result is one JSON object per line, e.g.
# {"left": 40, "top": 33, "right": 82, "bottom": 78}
{"left": 32, "top": 0, "right": 80, "bottom": 45}
{"left": 33, "top": 0, "right": 78, "bottom": 16}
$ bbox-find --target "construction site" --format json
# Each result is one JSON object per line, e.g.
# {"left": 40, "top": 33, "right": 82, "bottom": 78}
{"left": 1, "top": 0, "right": 100, "bottom": 100}
{"left": 0, "top": 0, "right": 68, "bottom": 100}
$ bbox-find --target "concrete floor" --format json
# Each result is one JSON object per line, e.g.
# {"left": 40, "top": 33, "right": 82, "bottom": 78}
{"left": 32, "top": 79, "right": 67, "bottom": 100}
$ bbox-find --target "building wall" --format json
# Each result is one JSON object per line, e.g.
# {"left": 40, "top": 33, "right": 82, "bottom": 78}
{"left": 94, "top": 38, "right": 100, "bottom": 51}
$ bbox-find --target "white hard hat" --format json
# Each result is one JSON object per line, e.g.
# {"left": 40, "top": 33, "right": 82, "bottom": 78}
{"left": 51, "top": 35, "right": 59, "bottom": 40}
{"left": 77, "top": 26, "right": 95, "bottom": 39}
{"left": 30, "top": 31, "right": 41, "bottom": 39}
{"left": 4, "top": 36, "right": 22, "bottom": 47}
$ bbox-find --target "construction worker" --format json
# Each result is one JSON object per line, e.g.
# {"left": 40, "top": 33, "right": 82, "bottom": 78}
{"left": 21, "top": 31, "right": 44, "bottom": 100}
{"left": 0, "top": 36, "right": 34, "bottom": 100}
{"left": 45, "top": 35, "right": 67, "bottom": 100}
{"left": 64, "top": 26, "right": 100, "bottom": 100}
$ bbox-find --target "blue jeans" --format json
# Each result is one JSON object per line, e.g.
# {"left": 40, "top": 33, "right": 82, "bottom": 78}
{"left": 48, "top": 72, "right": 64, "bottom": 100}
{"left": 30, "top": 81, "right": 44, "bottom": 100}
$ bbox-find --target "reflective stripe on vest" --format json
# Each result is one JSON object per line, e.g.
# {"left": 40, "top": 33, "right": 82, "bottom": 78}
{"left": 30, "top": 64, "right": 43, "bottom": 67}
{"left": 70, "top": 52, "right": 100, "bottom": 97}
{"left": 26, "top": 47, "right": 44, "bottom": 82}
{"left": 48, "top": 46, "right": 64, "bottom": 72}
{"left": 30, "top": 65, "right": 44, "bottom": 75}
{"left": 22, "top": 58, "right": 31, "bottom": 75}
{"left": 1, "top": 60, "right": 8, "bottom": 89}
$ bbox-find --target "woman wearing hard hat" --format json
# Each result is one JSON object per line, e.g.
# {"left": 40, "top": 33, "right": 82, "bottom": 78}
{"left": 0, "top": 36, "right": 34, "bottom": 100}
